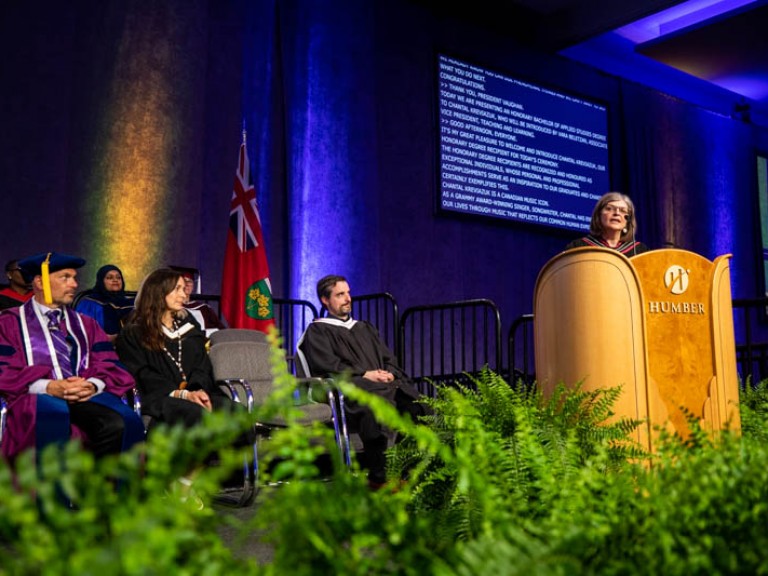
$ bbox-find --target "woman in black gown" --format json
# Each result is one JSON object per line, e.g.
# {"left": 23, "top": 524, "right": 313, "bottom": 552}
{"left": 116, "top": 268, "right": 252, "bottom": 506}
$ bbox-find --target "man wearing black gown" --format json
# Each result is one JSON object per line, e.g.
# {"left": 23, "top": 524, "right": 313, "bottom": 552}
{"left": 297, "top": 275, "right": 428, "bottom": 488}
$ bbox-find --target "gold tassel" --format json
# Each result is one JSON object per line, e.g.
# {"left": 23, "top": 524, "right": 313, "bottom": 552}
{"left": 41, "top": 252, "right": 53, "bottom": 306}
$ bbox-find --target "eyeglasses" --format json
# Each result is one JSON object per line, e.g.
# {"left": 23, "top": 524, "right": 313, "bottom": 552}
{"left": 603, "top": 205, "right": 629, "bottom": 215}
{"left": 7, "top": 268, "right": 21, "bottom": 273}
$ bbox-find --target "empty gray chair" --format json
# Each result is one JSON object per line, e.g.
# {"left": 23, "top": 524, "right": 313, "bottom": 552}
{"left": 209, "top": 328, "right": 267, "bottom": 346}
{"left": 294, "top": 347, "right": 366, "bottom": 457}
{"left": 208, "top": 340, "right": 351, "bottom": 482}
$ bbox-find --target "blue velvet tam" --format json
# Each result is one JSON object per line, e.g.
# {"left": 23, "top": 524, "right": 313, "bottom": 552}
{"left": 18, "top": 252, "right": 86, "bottom": 283}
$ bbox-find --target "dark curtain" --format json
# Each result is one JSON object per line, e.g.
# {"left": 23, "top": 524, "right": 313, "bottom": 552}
{"left": 2, "top": 0, "right": 768, "bottom": 348}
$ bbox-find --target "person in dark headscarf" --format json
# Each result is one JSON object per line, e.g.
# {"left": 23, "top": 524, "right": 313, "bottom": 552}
{"left": 75, "top": 264, "right": 135, "bottom": 341}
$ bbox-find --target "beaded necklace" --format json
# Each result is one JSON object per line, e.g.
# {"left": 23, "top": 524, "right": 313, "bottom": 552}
{"left": 162, "top": 319, "right": 188, "bottom": 389}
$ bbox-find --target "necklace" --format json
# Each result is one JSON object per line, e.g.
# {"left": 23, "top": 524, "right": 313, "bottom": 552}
{"left": 162, "top": 319, "right": 188, "bottom": 389}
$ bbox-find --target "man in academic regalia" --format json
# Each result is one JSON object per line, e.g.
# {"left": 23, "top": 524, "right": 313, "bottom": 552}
{"left": 0, "top": 252, "right": 144, "bottom": 461}
{"left": 297, "top": 274, "right": 429, "bottom": 488}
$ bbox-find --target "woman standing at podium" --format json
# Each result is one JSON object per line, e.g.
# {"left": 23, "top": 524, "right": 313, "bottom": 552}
{"left": 565, "top": 192, "right": 650, "bottom": 257}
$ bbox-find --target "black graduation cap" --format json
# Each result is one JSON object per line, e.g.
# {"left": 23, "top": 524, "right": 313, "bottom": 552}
{"left": 18, "top": 252, "right": 86, "bottom": 304}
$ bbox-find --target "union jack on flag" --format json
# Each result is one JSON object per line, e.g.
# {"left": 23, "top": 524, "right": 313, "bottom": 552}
{"left": 229, "top": 142, "right": 261, "bottom": 253}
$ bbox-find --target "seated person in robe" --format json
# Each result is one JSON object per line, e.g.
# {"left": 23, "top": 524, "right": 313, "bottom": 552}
{"left": 0, "top": 259, "right": 33, "bottom": 310}
{"left": 297, "top": 274, "right": 430, "bottom": 489}
{"left": 0, "top": 252, "right": 145, "bottom": 462}
{"left": 75, "top": 264, "right": 135, "bottom": 341}
{"left": 168, "top": 265, "right": 225, "bottom": 337}
{"left": 115, "top": 268, "right": 254, "bottom": 507}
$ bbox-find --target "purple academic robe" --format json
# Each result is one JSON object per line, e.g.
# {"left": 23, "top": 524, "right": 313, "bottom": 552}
{"left": 0, "top": 301, "right": 140, "bottom": 459}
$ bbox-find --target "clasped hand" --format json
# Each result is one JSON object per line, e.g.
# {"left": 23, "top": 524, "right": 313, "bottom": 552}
{"left": 48, "top": 377, "right": 97, "bottom": 402}
{"left": 363, "top": 369, "right": 395, "bottom": 383}
{"left": 185, "top": 390, "right": 212, "bottom": 411}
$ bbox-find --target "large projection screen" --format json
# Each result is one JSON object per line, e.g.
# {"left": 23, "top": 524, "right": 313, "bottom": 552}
{"left": 437, "top": 53, "right": 610, "bottom": 233}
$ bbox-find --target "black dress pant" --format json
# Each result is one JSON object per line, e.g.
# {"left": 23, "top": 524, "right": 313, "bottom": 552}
{"left": 345, "top": 377, "right": 430, "bottom": 484}
{"left": 68, "top": 401, "right": 129, "bottom": 458}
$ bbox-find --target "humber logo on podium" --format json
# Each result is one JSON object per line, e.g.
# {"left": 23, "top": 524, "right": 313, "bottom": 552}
{"left": 648, "top": 264, "right": 705, "bottom": 315}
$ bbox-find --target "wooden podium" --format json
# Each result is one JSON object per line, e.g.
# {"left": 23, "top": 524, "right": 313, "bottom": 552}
{"left": 533, "top": 247, "right": 741, "bottom": 451}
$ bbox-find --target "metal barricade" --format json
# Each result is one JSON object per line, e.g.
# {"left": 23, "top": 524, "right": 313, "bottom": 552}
{"left": 400, "top": 299, "right": 502, "bottom": 395}
{"left": 507, "top": 313, "right": 535, "bottom": 388}
{"left": 273, "top": 297, "right": 319, "bottom": 374}
{"left": 351, "top": 292, "right": 400, "bottom": 359}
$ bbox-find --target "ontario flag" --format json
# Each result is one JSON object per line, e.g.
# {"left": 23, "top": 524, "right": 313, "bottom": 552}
{"left": 220, "top": 132, "right": 275, "bottom": 332}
